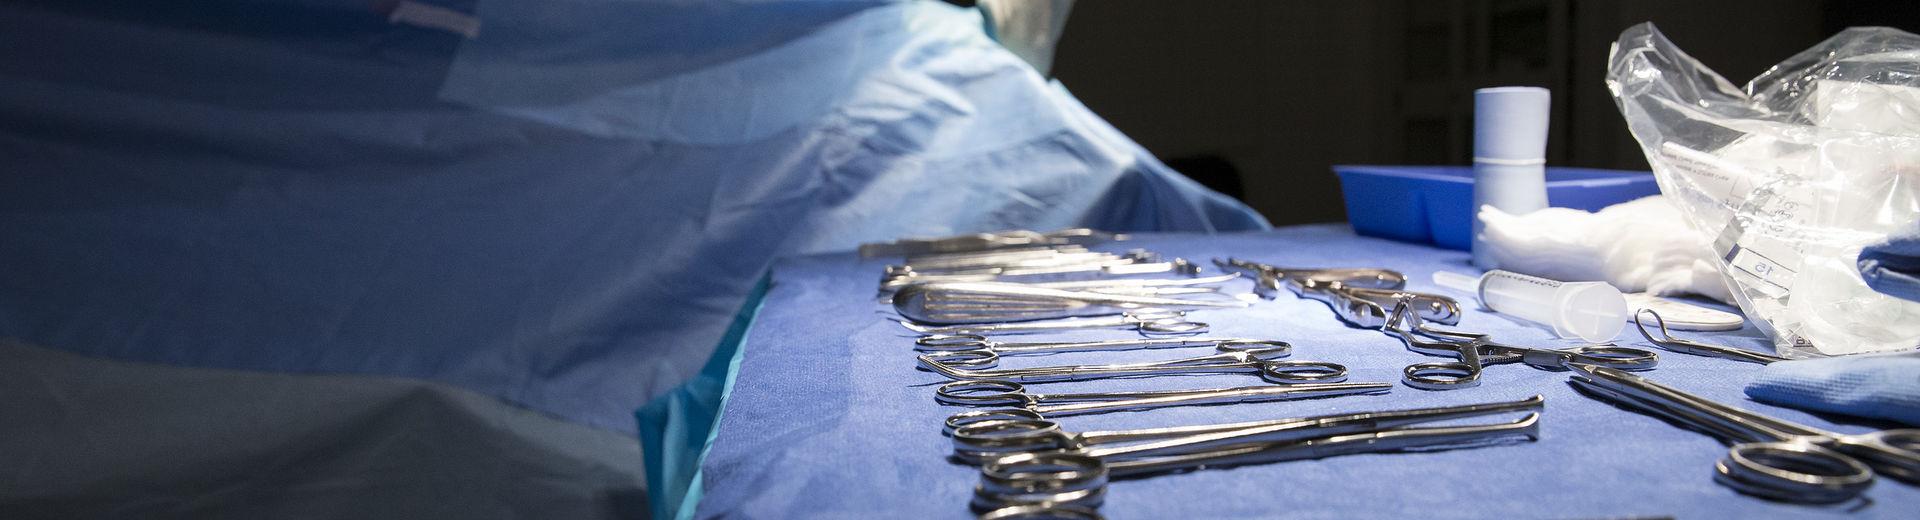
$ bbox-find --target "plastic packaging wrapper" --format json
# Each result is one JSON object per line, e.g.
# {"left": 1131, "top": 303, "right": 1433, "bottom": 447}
{"left": 1608, "top": 23, "right": 1920, "bottom": 357}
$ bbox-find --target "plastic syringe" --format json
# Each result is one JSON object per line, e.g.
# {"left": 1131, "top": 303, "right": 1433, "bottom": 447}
{"left": 1432, "top": 269, "right": 1627, "bottom": 342}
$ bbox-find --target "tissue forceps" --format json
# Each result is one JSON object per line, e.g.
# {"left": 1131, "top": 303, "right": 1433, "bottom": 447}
{"left": 895, "top": 309, "right": 1208, "bottom": 335}
{"left": 948, "top": 394, "right": 1540, "bottom": 464}
{"left": 966, "top": 396, "right": 1544, "bottom": 512}
{"left": 912, "top": 335, "right": 1284, "bottom": 369}
{"left": 1569, "top": 364, "right": 1920, "bottom": 502}
{"left": 916, "top": 348, "right": 1348, "bottom": 385}
{"left": 893, "top": 281, "right": 1246, "bottom": 325}
{"left": 1385, "top": 301, "right": 1657, "bottom": 390}
{"left": 1634, "top": 309, "right": 1787, "bottom": 364}
{"left": 937, "top": 380, "right": 1392, "bottom": 442}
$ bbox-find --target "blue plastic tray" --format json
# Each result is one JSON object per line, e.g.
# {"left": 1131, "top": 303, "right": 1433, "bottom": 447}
{"left": 1332, "top": 165, "right": 1660, "bottom": 250}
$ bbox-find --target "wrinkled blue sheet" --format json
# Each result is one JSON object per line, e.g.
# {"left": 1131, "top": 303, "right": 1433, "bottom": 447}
{"left": 695, "top": 225, "right": 1920, "bottom": 519}
{"left": 1748, "top": 353, "right": 1920, "bottom": 427}
{"left": 0, "top": 0, "right": 1264, "bottom": 433}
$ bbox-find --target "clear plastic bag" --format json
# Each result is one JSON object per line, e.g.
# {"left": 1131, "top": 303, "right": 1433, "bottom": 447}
{"left": 1608, "top": 23, "right": 1920, "bottom": 357}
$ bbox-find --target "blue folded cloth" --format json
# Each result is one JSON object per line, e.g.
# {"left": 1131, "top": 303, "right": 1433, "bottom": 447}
{"left": 1745, "top": 352, "right": 1920, "bottom": 426}
{"left": 1859, "top": 225, "right": 1920, "bottom": 303}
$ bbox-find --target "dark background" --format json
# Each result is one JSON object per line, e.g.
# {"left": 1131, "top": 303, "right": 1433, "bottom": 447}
{"left": 1045, "top": 0, "right": 1920, "bottom": 225}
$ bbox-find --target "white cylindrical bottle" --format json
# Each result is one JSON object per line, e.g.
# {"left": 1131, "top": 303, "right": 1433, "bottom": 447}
{"left": 1471, "top": 87, "right": 1551, "bottom": 269}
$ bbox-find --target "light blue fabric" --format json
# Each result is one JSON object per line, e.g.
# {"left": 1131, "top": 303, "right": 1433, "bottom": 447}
{"left": 638, "top": 276, "right": 765, "bottom": 520}
{"left": 1859, "top": 224, "right": 1920, "bottom": 303}
{"left": 0, "top": 0, "right": 1266, "bottom": 435}
{"left": 1747, "top": 353, "right": 1920, "bottom": 426}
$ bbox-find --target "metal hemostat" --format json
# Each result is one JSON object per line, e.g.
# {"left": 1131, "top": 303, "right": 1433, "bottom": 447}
{"left": 1383, "top": 300, "right": 1658, "bottom": 390}
{"left": 893, "top": 281, "right": 1247, "bottom": 325}
{"left": 894, "top": 309, "right": 1209, "bottom": 336}
{"left": 912, "top": 335, "right": 1284, "bottom": 370}
{"left": 965, "top": 396, "right": 1545, "bottom": 513}
{"left": 915, "top": 347, "right": 1348, "bottom": 385}
{"left": 1213, "top": 258, "right": 1461, "bottom": 328}
{"left": 1569, "top": 364, "right": 1920, "bottom": 503}
{"left": 936, "top": 380, "right": 1392, "bottom": 440}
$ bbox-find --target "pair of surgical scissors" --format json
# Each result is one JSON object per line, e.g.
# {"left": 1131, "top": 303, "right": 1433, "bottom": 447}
{"left": 937, "top": 380, "right": 1392, "bottom": 439}
{"left": 1384, "top": 301, "right": 1658, "bottom": 389}
{"left": 916, "top": 347, "right": 1348, "bottom": 385}
{"left": 1634, "top": 309, "right": 1788, "bottom": 364}
{"left": 1569, "top": 364, "right": 1920, "bottom": 502}
{"left": 912, "top": 335, "right": 1283, "bottom": 369}
{"left": 895, "top": 309, "right": 1208, "bottom": 336}
{"left": 1213, "top": 258, "right": 1461, "bottom": 328}
{"left": 965, "top": 396, "right": 1545, "bottom": 513}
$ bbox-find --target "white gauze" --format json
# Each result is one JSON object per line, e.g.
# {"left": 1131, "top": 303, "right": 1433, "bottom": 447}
{"left": 1477, "top": 195, "right": 1733, "bottom": 303}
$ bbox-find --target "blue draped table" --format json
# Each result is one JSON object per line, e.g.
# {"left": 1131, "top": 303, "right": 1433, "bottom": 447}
{"left": 682, "top": 224, "right": 1920, "bottom": 518}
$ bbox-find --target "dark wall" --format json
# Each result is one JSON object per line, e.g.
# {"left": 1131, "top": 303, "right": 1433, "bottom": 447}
{"left": 1051, "top": 0, "right": 1920, "bottom": 225}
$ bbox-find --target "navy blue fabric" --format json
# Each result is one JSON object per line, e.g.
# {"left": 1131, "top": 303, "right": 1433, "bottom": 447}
{"left": 1747, "top": 353, "right": 1920, "bottom": 427}
{"left": 0, "top": 1, "right": 1265, "bottom": 433}
{"left": 1860, "top": 224, "right": 1920, "bottom": 303}
{"left": 695, "top": 225, "right": 1920, "bottom": 519}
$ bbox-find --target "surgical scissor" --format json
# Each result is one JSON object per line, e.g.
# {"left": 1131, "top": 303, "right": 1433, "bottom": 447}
{"left": 916, "top": 347, "right": 1349, "bottom": 385}
{"left": 1634, "top": 309, "right": 1787, "bottom": 364}
{"left": 1569, "top": 364, "right": 1920, "bottom": 502}
{"left": 895, "top": 309, "right": 1209, "bottom": 336}
{"left": 946, "top": 390, "right": 1531, "bottom": 464}
{"left": 937, "top": 380, "right": 1392, "bottom": 442}
{"left": 912, "top": 335, "right": 1284, "bottom": 369}
{"left": 1385, "top": 302, "right": 1658, "bottom": 390}
{"left": 966, "top": 396, "right": 1545, "bottom": 512}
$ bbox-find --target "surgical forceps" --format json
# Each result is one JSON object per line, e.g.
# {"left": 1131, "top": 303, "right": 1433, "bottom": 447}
{"left": 1385, "top": 302, "right": 1658, "bottom": 390}
{"left": 1213, "top": 258, "right": 1461, "bottom": 328}
{"left": 1634, "top": 309, "right": 1787, "bottom": 364}
{"left": 917, "top": 347, "right": 1348, "bottom": 385}
{"left": 937, "top": 380, "right": 1391, "bottom": 443}
{"left": 950, "top": 394, "right": 1539, "bottom": 464}
{"left": 893, "top": 281, "right": 1246, "bottom": 325}
{"left": 1569, "top": 364, "right": 1920, "bottom": 502}
{"left": 966, "top": 396, "right": 1545, "bottom": 512}
{"left": 912, "top": 335, "right": 1284, "bottom": 369}
{"left": 896, "top": 309, "right": 1209, "bottom": 336}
